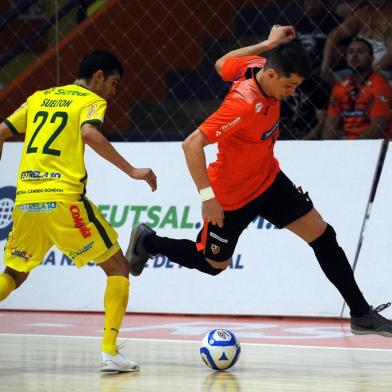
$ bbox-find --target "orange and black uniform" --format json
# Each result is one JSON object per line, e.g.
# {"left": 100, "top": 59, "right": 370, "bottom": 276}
{"left": 196, "top": 56, "right": 313, "bottom": 259}
{"left": 199, "top": 56, "right": 280, "bottom": 210}
{"left": 328, "top": 73, "right": 392, "bottom": 139}
{"left": 141, "top": 54, "right": 372, "bottom": 320}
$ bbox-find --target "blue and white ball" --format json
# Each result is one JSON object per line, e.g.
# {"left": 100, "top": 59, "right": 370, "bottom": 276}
{"left": 200, "top": 329, "right": 241, "bottom": 370}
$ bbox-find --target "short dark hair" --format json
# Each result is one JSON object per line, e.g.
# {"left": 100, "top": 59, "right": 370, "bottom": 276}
{"left": 78, "top": 50, "right": 124, "bottom": 80}
{"left": 264, "top": 41, "right": 312, "bottom": 78}
{"left": 349, "top": 38, "right": 374, "bottom": 57}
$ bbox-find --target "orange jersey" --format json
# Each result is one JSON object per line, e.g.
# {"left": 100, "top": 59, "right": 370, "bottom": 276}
{"left": 328, "top": 73, "right": 392, "bottom": 139}
{"left": 199, "top": 56, "right": 280, "bottom": 210}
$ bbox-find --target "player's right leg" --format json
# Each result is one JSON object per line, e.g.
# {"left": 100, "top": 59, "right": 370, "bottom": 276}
{"left": 126, "top": 201, "right": 256, "bottom": 276}
{"left": 1, "top": 203, "right": 53, "bottom": 301}
{"left": 126, "top": 222, "right": 231, "bottom": 276}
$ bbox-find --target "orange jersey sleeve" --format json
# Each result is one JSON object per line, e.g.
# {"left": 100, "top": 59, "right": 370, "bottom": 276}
{"left": 368, "top": 78, "right": 392, "bottom": 117}
{"left": 199, "top": 97, "right": 251, "bottom": 143}
{"left": 221, "top": 56, "right": 266, "bottom": 82}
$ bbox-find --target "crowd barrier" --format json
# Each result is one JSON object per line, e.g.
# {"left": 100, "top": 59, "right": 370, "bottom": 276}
{"left": 1, "top": 140, "right": 390, "bottom": 318}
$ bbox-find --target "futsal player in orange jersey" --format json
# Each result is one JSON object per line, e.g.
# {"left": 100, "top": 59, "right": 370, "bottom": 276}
{"left": 127, "top": 26, "right": 392, "bottom": 337}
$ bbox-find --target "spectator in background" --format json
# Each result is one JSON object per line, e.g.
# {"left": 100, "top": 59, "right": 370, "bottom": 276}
{"left": 296, "top": 0, "right": 344, "bottom": 71}
{"left": 279, "top": 64, "right": 331, "bottom": 140}
{"left": 322, "top": 0, "right": 392, "bottom": 82}
{"left": 279, "top": 0, "right": 336, "bottom": 139}
{"left": 323, "top": 38, "right": 392, "bottom": 139}
{"left": 333, "top": 0, "right": 366, "bottom": 19}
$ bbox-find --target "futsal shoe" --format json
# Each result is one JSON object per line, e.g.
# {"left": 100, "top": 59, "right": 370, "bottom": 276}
{"left": 100, "top": 351, "right": 140, "bottom": 373}
{"left": 126, "top": 223, "right": 155, "bottom": 276}
{"left": 351, "top": 303, "right": 392, "bottom": 337}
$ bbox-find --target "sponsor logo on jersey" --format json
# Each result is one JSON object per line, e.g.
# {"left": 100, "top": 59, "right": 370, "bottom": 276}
{"left": 18, "top": 202, "right": 57, "bottom": 213}
{"left": 69, "top": 241, "right": 95, "bottom": 260}
{"left": 10, "top": 248, "right": 32, "bottom": 261}
{"left": 20, "top": 170, "right": 61, "bottom": 181}
{"left": 220, "top": 117, "right": 241, "bottom": 133}
{"left": 210, "top": 243, "right": 221, "bottom": 255}
{"left": 261, "top": 121, "right": 279, "bottom": 140}
{"left": 209, "top": 232, "right": 228, "bottom": 243}
{"left": 342, "top": 109, "right": 367, "bottom": 117}
{"left": 87, "top": 104, "right": 98, "bottom": 119}
{"left": 255, "top": 102, "right": 263, "bottom": 112}
{"left": 69, "top": 205, "right": 92, "bottom": 238}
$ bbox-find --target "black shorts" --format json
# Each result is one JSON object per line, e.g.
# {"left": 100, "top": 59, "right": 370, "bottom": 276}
{"left": 196, "top": 171, "right": 313, "bottom": 261}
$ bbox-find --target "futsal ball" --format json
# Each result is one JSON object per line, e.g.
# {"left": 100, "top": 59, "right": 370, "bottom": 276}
{"left": 200, "top": 329, "right": 241, "bottom": 370}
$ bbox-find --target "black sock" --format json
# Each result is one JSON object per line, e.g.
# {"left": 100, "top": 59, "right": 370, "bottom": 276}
{"left": 143, "top": 234, "right": 223, "bottom": 275}
{"left": 309, "top": 224, "right": 370, "bottom": 317}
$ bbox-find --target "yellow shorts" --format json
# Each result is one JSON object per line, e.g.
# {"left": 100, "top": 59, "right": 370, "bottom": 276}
{"left": 4, "top": 197, "right": 120, "bottom": 273}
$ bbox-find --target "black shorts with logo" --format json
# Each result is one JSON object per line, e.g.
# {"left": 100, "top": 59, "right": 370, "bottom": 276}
{"left": 196, "top": 171, "right": 313, "bottom": 261}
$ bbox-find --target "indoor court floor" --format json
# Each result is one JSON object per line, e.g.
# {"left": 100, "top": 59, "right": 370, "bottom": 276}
{"left": 0, "top": 311, "right": 391, "bottom": 391}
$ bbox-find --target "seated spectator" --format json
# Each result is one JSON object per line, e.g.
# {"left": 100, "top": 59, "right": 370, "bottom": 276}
{"left": 322, "top": 0, "right": 392, "bottom": 81}
{"left": 322, "top": 38, "right": 392, "bottom": 140}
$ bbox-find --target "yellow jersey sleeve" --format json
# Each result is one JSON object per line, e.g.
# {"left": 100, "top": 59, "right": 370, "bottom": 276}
{"left": 80, "top": 99, "right": 107, "bottom": 130}
{"left": 4, "top": 100, "right": 29, "bottom": 134}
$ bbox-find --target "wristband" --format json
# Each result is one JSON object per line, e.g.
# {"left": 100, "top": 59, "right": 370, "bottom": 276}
{"left": 199, "top": 186, "right": 215, "bottom": 202}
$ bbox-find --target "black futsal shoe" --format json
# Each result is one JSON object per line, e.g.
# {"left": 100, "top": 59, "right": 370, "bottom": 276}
{"left": 125, "top": 223, "right": 156, "bottom": 276}
{"left": 351, "top": 303, "right": 392, "bottom": 337}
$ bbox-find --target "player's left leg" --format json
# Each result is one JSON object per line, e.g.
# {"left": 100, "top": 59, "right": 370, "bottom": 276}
{"left": 287, "top": 208, "right": 392, "bottom": 337}
{"left": 97, "top": 250, "right": 139, "bottom": 372}
{"left": 52, "top": 198, "right": 139, "bottom": 372}
{"left": 263, "top": 171, "right": 392, "bottom": 338}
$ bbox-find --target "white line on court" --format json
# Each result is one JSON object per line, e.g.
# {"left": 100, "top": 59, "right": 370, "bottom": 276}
{"left": 0, "top": 333, "right": 391, "bottom": 352}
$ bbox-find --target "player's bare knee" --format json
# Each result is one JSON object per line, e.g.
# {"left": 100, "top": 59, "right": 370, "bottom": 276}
{"left": 99, "top": 251, "right": 129, "bottom": 277}
{"left": 4, "top": 267, "right": 28, "bottom": 288}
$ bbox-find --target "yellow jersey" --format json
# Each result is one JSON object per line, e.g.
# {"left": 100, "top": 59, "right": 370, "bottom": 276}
{"left": 5, "top": 83, "right": 107, "bottom": 203}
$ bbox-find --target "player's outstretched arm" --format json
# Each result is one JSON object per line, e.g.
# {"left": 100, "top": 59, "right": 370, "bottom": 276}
{"left": 215, "top": 25, "right": 296, "bottom": 76}
{"left": 81, "top": 124, "right": 157, "bottom": 191}
{"left": 0, "top": 122, "right": 15, "bottom": 160}
{"left": 182, "top": 129, "right": 224, "bottom": 228}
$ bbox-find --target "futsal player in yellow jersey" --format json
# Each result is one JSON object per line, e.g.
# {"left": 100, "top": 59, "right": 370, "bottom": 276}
{"left": 0, "top": 50, "right": 157, "bottom": 372}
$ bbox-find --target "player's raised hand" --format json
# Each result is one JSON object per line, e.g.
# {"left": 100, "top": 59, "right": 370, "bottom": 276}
{"left": 268, "top": 25, "right": 296, "bottom": 46}
{"left": 130, "top": 167, "right": 157, "bottom": 191}
{"left": 202, "top": 198, "right": 224, "bottom": 228}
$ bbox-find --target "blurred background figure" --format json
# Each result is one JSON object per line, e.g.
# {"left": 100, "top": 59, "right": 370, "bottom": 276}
{"left": 333, "top": 0, "right": 366, "bottom": 19}
{"left": 323, "top": 38, "right": 392, "bottom": 140}
{"left": 296, "top": 0, "right": 344, "bottom": 73}
{"left": 279, "top": 0, "right": 338, "bottom": 140}
{"left": 322, "top": 0, "right": 392, "bottom": 83}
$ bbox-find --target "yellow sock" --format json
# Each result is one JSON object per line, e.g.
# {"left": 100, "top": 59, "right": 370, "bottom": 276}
{"left": 0, "top": 273, "right": 16, "bottom": 301}
{"left": 101, "top": 276, "right": 129, "bottom": 355}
